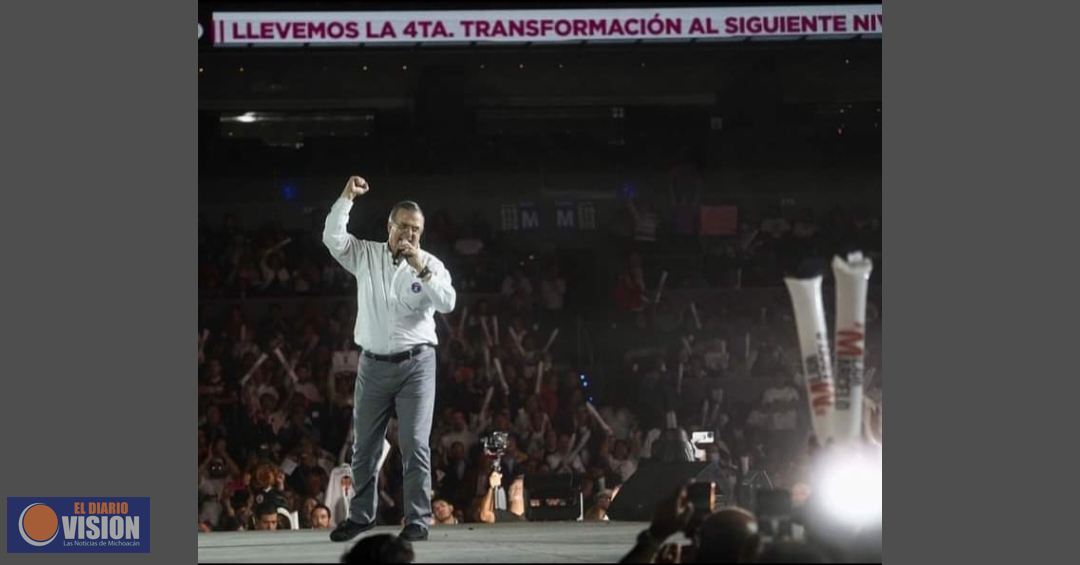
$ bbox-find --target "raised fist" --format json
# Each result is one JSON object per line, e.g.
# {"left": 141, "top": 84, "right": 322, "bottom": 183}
{"left": 342, "top": 176, "right": 370, "bottom": 199}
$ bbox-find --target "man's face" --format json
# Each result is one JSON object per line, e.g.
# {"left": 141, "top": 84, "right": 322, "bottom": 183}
{"left": 433, "top": 500, "right": 453, "bottom": 521}
{"left": 257, "top": 513, "right": 278, "bottom": 530}
{"left": 509, "top": 478, "right": 525, "bottom": 502}
{"left": 387, "top": 209, "right": 424, "bottom": 253}
{"left": 310, "top": 508, "right": 331, "bottom": 529}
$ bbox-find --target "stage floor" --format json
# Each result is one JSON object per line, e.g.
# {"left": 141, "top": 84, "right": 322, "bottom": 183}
{"left": 198, "top": 521, "right": 652, "bottom": 563}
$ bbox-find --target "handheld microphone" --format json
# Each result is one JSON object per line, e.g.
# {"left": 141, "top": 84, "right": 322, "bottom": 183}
{"left": 393, "top": 237, "right": 409, "bottom": 266}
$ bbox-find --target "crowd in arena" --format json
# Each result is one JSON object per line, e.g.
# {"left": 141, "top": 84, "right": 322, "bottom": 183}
{"left": 197, "top": 195, "right": 882, "bottom": 562}
{"left": 198, "top": 192, "right": 881, "bottom": 299}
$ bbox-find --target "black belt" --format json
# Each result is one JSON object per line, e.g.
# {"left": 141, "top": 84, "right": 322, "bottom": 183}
{"left": 362, "top": 344, "right": 432, "bottom": 363}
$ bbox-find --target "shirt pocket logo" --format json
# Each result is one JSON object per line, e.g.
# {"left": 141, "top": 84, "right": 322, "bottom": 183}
{"left": 410, "top": 282, "right": 422, "bottom": 293}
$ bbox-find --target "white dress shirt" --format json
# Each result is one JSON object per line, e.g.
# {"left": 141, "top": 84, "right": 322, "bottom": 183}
{"left": 322, "top": 198, "right": 457, "bottom": 355}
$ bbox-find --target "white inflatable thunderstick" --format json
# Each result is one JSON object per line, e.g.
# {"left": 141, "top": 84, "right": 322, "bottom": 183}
{"left": 784, "top": 274, "right": 836, "bottom": 443}
{"left": 832, "top": 252, "right": 874, "bottom": 442}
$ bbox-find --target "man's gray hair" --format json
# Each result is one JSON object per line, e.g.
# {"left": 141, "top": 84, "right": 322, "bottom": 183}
{"left": 388, "top": 200, "right": 423, "bottom": 223}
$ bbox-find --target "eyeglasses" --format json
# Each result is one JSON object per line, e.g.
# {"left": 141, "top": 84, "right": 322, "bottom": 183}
{"left": 391, "top": 222, "right": 423, "bottom": 235}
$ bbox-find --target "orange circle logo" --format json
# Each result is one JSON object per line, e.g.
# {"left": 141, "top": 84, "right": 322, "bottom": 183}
{"left": 19, "top": 503, "right": 59, "bottom": 546}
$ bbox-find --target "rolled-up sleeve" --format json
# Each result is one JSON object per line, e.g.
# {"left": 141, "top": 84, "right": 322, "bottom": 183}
{"left": 420, "top": 258, "right": 457, "bottom": 314}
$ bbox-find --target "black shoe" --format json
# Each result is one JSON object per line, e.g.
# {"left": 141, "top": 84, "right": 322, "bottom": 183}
{"left": 330, "top": 519, "right": 374, "bottom": 542}
{"left": 399, "top": 524, "right": 428, "bottom": 542}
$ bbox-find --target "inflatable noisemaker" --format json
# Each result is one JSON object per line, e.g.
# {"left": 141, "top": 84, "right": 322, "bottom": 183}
{"left": 784, "top": 273, "right": 836, "bottom": 443}
{"left": 831, "top": 252, "right": 874, "bottom": 442}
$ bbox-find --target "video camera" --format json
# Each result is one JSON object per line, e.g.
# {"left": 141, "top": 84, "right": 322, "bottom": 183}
{"left": 481, "top": 431, "right": 509, "bottom": 472}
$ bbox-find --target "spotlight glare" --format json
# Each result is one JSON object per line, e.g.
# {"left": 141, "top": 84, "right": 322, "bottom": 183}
{"left": 814, "top": 447, "right": 882, "bottom": 528}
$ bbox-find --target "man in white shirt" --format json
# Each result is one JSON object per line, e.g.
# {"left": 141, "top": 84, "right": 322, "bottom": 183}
{"left": 323, "top": 176, "right": 457, "bottom": 543}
